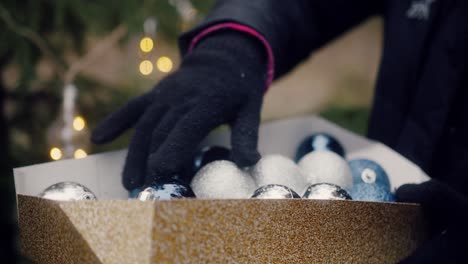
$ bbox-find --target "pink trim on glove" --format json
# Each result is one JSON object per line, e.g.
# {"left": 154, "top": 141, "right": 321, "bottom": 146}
{"left": 188, "top": 22, "right": 275, "bottom": 91}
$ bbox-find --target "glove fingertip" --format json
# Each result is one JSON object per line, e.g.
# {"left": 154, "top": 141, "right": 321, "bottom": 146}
{"left": 90, "top": 130, "right": 107, "bottom": 144}
{"left": 395, "top": 183, "right": 421, "bottom": 203}
{"left": 230, "top": 149, "right": 261, "bottom": 168}
{"left": 122, "top": 169, "right": 144, "bottom": 191}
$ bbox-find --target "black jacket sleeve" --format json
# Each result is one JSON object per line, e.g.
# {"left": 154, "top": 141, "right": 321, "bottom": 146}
{"left": 180, "top": 0, "right": 383, "bottom": 78}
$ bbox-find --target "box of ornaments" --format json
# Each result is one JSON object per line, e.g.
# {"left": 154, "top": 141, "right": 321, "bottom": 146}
{"left": 14, "top": 115, "right": 430, "bottom": 263}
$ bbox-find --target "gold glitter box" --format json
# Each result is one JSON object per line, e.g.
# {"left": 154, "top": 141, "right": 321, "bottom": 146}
{"left": 14, "top": 116, "right": 430, "bottom": 263}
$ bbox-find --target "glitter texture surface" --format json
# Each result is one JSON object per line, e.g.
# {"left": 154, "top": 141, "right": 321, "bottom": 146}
{"left": 349, "top": 159, "right": 391, "bottom": 191}
{"left": 18, "top": 195, "right": 428, "bottom": 263}
{"left": 298, "top": 151, "right": 353, "bottom": 189}
{"left": 191, "top": 160, "right": 256, "bottom": 199}
{"left": 251, "top": 155, "right": 308, "bottom": 194}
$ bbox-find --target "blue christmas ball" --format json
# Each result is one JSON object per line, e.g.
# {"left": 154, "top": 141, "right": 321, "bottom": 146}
{"left": 128, "top": 188, "right": 142, "bottom": 199}
{"left": 348, "top": 159, "right": 391, "bottom": 191}
{"left": 137, "top": 179, "right": 195, "bottom": 201}
{"left": 349, "top": 183, "right": 395, "bottom": 202}
{"left": 295, "top": 133, "right": 345, "bottom": 162}
{"left": 193, "top": 145, "right": 231, "bottom": 175}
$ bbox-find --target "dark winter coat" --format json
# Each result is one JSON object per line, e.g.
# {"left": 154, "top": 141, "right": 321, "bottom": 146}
{"left": 180, "top": 0, "right": 468, "bottom": 194}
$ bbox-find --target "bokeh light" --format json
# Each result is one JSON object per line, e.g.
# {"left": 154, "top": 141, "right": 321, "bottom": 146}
{"left": 139, "top": 37, "right": 154, "bottom": 53}
{"left": 156, "top": 56, "right": 173, "bottom": 73}
{"left": 50, "top": 147, "right": 62, "bottom": 160}
{"left": 73, "top": 116, "right": 86, "bottom": 131}
{"left": 139, "top": 60, "right": 153, "bottom": 75}
{"left": 74, "top": 149, "right": 88, "bottom": 159}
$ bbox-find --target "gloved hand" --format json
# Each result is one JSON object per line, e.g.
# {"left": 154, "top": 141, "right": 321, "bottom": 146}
{"left": 91, "top": 31, "right": 268, "bottom": 190}
{"left": 396, "top": 179, "right": 468, "bottom": 263}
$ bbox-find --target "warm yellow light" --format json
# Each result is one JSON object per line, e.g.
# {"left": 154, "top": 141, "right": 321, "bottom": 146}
{"left": 139, "top": 37, "right": 154, "bottom": 53}
{"left": 74, "top": 149, "right": 88, "bottom": 159}
{"left": 50, "top": 147, "right": 62, "bottom": 160}
{"left": 156, "top": 56, "right": 173, "bottom": 73}
{"left": 139, "top": 60, "right": 153, "bottom": 75}
{"left": 73, "top": 116, "right": 86, "bottom": 131}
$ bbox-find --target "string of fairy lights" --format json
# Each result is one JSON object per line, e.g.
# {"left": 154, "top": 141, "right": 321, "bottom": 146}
{"left": 138, "top": 20, "right": 174, "bottom": 76}
{"left": 49, "top": 116, "right": 87, "bottom": 160}
{"left": 47, "top": 0, "right": 197, "bottom": 161}
{"left": 138, "top": 36, "right": 174, "bottom": 76}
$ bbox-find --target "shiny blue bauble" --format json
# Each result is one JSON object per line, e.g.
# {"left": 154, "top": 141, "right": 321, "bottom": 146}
{"left": 128, "top": 188, "right": 141, "bottom": 198}
{"left": 295, "top": 133, "right": 345, "bottom": 162}
{"left": 349, "top": 183, "right": 395, "bottom": 202}
{"left": 348, "top": 159, "right": 391, "bottom": 191}
{"left": 136, "top": 179, "right": 195, "bottom": 201}
{"left": 193, "top": 145, "right": 231, "bottom": 175}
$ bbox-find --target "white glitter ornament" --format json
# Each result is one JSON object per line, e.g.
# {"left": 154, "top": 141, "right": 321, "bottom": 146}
{"left": 250, "top": 155, "right": 308, "bottom": 194}
{"left": 190, "top": 160, "right": 256, "bottom": 199}
{"left": 39, "top": 181, "right": 97, "bottom": 201}
{"left": 298, "top": 151, "right": 353, "bottom": 189}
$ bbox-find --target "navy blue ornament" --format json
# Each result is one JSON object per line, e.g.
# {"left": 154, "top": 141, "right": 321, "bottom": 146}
{"left": 193, "top": 145, "right": 231, "bottom": 175}
{"left": 129, "top": 188, "right": 141, "bottom": 199}
{"left": 349, "top": 183, "right": 395, "bottom": 202}
{"left": 348, "top": 159, "right": 391, "bottom": 191}
{"left": 295, "top": 133, "right": 345, "bottom": 162}
{"left": 137, "top": 179, "right": 195, "bottom": 201}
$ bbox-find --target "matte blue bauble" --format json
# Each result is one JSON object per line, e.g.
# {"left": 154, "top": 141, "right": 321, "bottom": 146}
{"left": 349, "top": 159, "right": 391, "bottom": 191}
{"left": 350, "top": 183, "right": 395, "bottom": 202}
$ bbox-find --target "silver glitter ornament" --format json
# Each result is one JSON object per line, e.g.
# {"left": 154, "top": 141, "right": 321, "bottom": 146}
{"left": 137, "top": 181, "right": 195, "bottom": 201}
{"left": 302, "top": 183, "right": 352, "bottom": 200}
{"left": 251, "top": 184, "right": 301, "bottom": 199}
{"left": 39, "top": 181, "right": 97, "bottom": 201}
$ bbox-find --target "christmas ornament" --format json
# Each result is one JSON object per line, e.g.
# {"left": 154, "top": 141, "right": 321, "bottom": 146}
{"left": 191, "top": 160, "right": 256, "bottom": 199}
{"left": 250, "top": 155, "right": 308, "bottom": 194}
{"left": 350, "top": 183, "right": 395, "bottom": 202}
{"left": 251, "top": 184, "right": 301, "bottom": 199}
{"left": 193, "top": 145, "right": 231, "bottom": 175}
{"left": 298, "top": 151, "right": 353, "bottom": 189}
{"left": 137, "top": 179, "right": 195, "bottom": 201}
{"left": 302, "top": 183, "right": 352, "bottom": 200}
{"left": 39, "top": 181, "right": 97, "bottom": 201}
{"left": 129, "top": 188, "right": 142, "bottom": 199}
{"left": 348, "top": 159, "right": 391, "bottom": 191}
{"left": 295, "top": 133, "right": 345, "bottom": 162}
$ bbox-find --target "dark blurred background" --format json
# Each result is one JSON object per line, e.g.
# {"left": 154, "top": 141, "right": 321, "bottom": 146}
{"left": 0, "top": 0, "right": 381, "bottom": 261}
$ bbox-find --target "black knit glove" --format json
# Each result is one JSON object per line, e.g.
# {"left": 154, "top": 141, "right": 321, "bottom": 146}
{"left": 396, "top": 180, "right": 468, "bottom": 263}
{"left": 91, "top": 31, "right": 267, "bottom": 190}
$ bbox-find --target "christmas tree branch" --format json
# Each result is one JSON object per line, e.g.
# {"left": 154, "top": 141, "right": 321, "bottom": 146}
{"left": 0, "top": 4, "right": 66, "bottom": 77}
{"left": 64, "top": 25, "right": 128, "bottom": 85}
